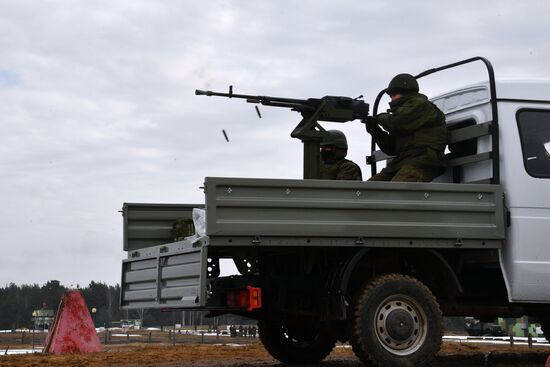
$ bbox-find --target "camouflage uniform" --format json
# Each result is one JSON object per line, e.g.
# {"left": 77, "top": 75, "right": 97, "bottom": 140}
{"left": 368, "top": 92, "right": 447, "bottom": 182}
{"left": 320, "top": 158, "right": 363, "bottom": 180}
{"left": 320, "top": 129, "right": 363, "bottom": 181}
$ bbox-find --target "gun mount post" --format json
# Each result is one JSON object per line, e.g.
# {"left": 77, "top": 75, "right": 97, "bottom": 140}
{"left": 303, "top": 140, "right": 321, "bottom": 179}
{"left": 290, "top": 98, "right": 329, "bottom": 179}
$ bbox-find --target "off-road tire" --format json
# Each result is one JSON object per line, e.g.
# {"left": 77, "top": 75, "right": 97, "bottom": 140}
{"left": 350, "top": 273, "right": 443, "bottom": 366}
{"left": 258, "top": 318, "right": 336, "bottom": 364}
{"left": 347, "top": 295, "right": 369, "bottom": 365}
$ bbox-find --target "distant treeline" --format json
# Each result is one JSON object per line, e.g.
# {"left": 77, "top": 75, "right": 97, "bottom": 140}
{"left": 0, "top": 281, "right": 250, "bottom": 330}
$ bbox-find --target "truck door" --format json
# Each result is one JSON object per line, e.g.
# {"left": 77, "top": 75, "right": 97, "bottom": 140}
{"left": 500, "top": 106, "right": 550, "bottom": 302}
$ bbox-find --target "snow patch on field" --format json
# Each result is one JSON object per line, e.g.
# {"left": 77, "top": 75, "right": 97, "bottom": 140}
{"left": 213, "top": 343, "right": 247, "bottom": 347}
{"left": 444, "top": 335, "right": 550, "bottom": 346}
{"left": 111, "top": 333, "right": 141, "bottom": 337}
{"left": 2, "top": 348, "right": 43, "bottom": 355}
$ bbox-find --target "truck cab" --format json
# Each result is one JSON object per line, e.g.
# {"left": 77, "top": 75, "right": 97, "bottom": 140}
{"left": 430, "top": 80, "right": 550, "bottom": 303}
{"left": 119, "top": 58, "right": 550, "bottom": 367}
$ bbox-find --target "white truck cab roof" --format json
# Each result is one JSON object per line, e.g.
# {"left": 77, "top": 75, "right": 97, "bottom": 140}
{"left": 495, "top": 80, "right": 550, "bottom": 101}
{"left": 432, "top": 80, "right": 550, "bottom": 117}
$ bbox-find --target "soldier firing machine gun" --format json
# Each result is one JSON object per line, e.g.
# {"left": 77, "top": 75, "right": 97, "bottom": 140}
{"left": 195, "top": 86, "right": 369, "bottom": 179}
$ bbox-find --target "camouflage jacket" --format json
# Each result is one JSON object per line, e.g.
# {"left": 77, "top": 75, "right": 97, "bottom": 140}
{"left": 370, "top": 92, "right": 447, "bottom": 173}
{"left": 320, "top": 158, "right": 363, "bottom": 180}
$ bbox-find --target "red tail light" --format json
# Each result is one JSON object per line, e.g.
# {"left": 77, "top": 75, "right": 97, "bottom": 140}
{"left": 226, "top": 286, "right": 262, "bottom": 311}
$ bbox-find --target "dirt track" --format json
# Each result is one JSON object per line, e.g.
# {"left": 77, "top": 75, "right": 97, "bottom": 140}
{"left": 0, "top": 341, "right": 549, "bottom": 367}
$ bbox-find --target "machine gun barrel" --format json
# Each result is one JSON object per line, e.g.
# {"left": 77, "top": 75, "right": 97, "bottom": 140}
{"left": 195, "top": 88, "right": 369, "bottom": 120}
{"left": 195, "top": 89, "right": 308, "bottom": 109}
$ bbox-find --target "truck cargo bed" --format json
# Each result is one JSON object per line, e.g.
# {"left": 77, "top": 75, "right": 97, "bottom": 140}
{"left": 121, "top": 177, "right": 505, "bottom": 310}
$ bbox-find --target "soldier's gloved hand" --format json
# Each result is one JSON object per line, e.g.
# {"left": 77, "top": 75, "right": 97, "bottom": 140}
{"left": 363, "top": 116, "right": 379, "bottom": 134}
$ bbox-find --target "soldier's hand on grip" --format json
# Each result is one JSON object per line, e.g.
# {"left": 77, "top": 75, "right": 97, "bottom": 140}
{"left": 363, "top": 116, "right": 379, "bottom": 134}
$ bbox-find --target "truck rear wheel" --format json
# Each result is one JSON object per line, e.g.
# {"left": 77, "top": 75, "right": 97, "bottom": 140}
{"left": 349, "top": 273, "right": 443, "bottom": 366}
{"left": 258, "top": 317, "right": 336, "bottom": 364}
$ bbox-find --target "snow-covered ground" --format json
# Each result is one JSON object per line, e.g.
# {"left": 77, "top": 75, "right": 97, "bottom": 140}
{"left": 444, "top": 335, "right": 550, "bottom": 346}
{"left": 2, "top": 347, "right": 43, "bottom": 355}
{"left": 111, "top": 333, "right": 141, "bottom": 337}
{"left": 0, "top": 329, "right": 47, "bottom": 333}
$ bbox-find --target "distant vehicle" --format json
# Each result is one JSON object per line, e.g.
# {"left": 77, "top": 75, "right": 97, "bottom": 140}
{"left": 111, "top": 319, "right": 141, "bottom": 330}
{"left": 465, "top": 318, "right": 506, "bottom": 337}
{"left": 119, "top": 57, "right": 550, "bottom": 366}
{"left": 32, "top": 308, "right": 54, "bottom": 330}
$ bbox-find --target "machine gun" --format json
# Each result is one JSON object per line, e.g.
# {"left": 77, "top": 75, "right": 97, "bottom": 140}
{"left": 195, "top": 86, "right": 369, "bottom": 179}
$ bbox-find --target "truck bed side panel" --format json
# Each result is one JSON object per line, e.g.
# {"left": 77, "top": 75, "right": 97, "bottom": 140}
{"left": 120, "top": 240, "right": 207, "bottom": 309}
{"left": 205, "top": 178, "right": 505, "bottom": 245}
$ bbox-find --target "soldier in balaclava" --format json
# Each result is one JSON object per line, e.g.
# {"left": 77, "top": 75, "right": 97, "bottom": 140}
{"left": 320, "top": 130, "right": 362, "bottom": 180}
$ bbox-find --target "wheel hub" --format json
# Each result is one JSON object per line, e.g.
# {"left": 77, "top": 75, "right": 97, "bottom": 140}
{"left": 385, "top": 309, "right": 414, "bottom": 341}
{"left": 374, "top": 295, "right": 427, "bottom": 355}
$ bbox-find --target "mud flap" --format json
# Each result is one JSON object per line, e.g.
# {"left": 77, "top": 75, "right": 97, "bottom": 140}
{"left": 120, "top": 238, "right": 207, "bottom": 309}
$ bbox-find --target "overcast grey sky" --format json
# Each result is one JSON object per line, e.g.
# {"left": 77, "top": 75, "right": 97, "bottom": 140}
{"left": 1, "top": 0, "right": 549, "bottom": 287}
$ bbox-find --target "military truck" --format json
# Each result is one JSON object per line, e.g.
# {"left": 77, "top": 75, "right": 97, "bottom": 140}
{"left": 119, "top": 57, "right": 550, "bottom": 366}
